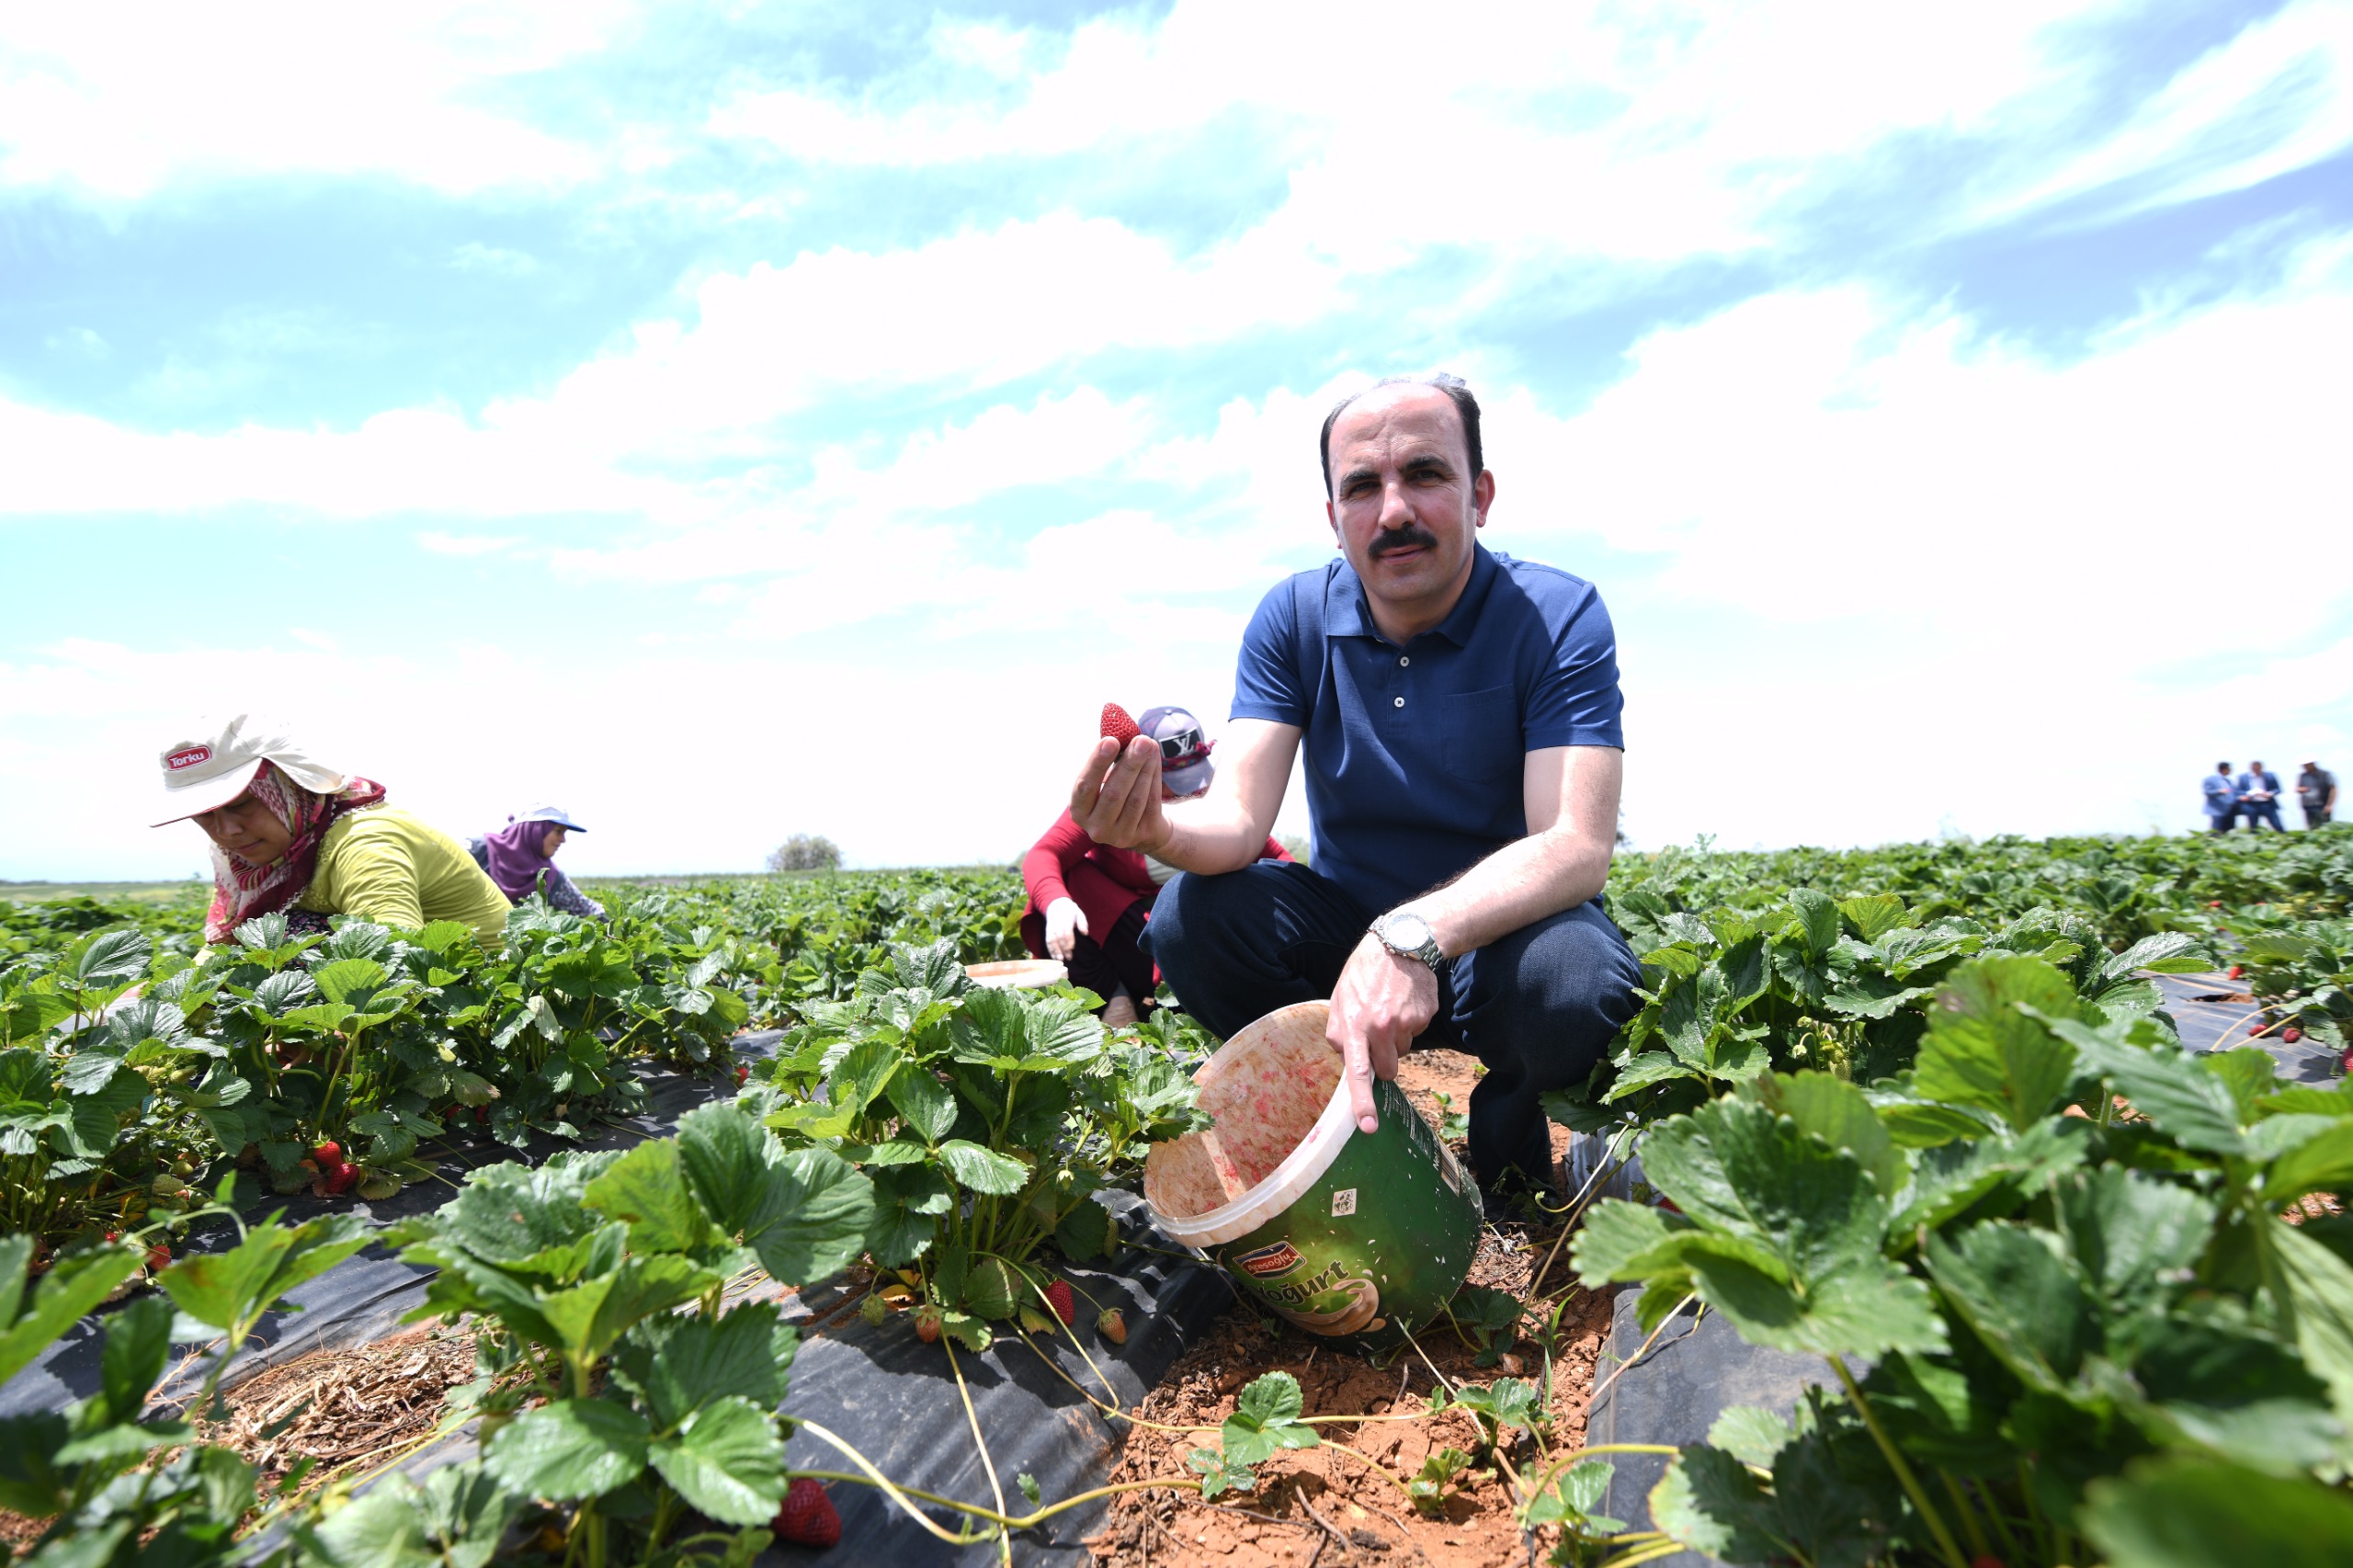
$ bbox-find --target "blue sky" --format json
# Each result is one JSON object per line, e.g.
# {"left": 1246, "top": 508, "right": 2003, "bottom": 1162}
{"left": 5, "top": 0, "right": 2351, "bottom": 880}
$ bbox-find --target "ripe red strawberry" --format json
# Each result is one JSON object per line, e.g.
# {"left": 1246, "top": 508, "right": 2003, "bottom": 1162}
{"left": 324, "top": 1162, "right": 359, "bottom": 1196}
{"left": 733, "top": 1064, "right": 749, "bottom": 1085}
{"left": 772, "top": 1478, "right": 840, "bottom": 1549}
{"left": 1100, "top": 703, "right": 1142, "bottom": 746}
{"left": 914, "top": 1305, "right": 943, "bottom": 1344}
{"left": 2252, "top": 1021, "right": 2268, "bottom": 1035}
{"left": 103, "top": 1230, "right": 119, "bottom": 1244}
{"left": 2284, "top": 1027, "right": 2303, "bottom": 1043}
{"left": 474, "top": 1106, "right": 489, "bottom": 1123}
{"left": 2229, "top": 965, "right": 2245, "bottom": 981}
{"left": 1097, "top": 1308, "right": 1127, "bottom": 1345}
{"left": 1043, "top": 1278, "right": 1075, "bottom": 1327}
{"left": 1971, "top": 1558, "right": 2007, "bottom": 1568}
{"left": 312, "top": 1140, "right": 343, "bottom": 1166}
{"left": 146, "top": 1244, "right": 170, "bottom": 1271}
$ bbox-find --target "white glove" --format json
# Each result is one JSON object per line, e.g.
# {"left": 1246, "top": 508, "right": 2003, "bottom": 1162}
{"left": 1044, "top": 897, "right": 1088, "bottom": 961}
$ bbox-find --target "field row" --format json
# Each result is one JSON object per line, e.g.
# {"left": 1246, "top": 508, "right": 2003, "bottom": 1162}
{"left": 0, "top": 828, "right": 2347, "bottom": 1564}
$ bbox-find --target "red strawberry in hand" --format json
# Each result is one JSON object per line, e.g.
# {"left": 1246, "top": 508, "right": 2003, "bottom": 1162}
{"left": 1044, "top": 1278, "right": 1075, "bottom": 1327}
{"left": 772, "top": 1478, "right": 841, "bottom": 1549}
{"left": 1100, "top": 703, "right": 1142, "bottom": 746}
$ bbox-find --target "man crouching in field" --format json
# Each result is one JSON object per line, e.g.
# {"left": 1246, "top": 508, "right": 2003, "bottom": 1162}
{"left": 1068, "top": 373, "right": 1641, "bottom": 1211}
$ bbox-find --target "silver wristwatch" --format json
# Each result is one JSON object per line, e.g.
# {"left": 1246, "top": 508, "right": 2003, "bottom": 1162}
{"left": 1373, "top": 910, "right": 1444, "bottom": 971}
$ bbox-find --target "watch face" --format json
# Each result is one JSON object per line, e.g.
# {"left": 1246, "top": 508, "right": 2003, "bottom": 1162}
{"left": 1386, "top": 914, "right": 1432, "bottom": 949}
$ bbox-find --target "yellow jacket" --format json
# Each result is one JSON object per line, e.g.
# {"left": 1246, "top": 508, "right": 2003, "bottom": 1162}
{"left": 297, "top": 808, "right": 512, "bottom": 947}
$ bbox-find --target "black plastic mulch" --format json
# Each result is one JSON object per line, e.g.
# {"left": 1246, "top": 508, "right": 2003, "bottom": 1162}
{"left": 0, "top": 1028, "right": 1233, "bottom": 1568}
{"left": 764, "top": 1198, "right": 1226, "bottom": 1565}
{"left": 1586, "top": 1288, "right": 1832, "bottom": 1568}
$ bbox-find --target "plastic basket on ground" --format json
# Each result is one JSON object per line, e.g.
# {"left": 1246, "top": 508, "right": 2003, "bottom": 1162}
{"left": 1142, "top": 1000, "right": 1483, "bottom": 1344}
{"left": 963, "top": 958, "right": 1067, "bottom": 989}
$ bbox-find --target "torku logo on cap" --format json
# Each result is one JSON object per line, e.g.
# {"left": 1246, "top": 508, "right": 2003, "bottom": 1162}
{"left": 166, "top": 746, "right": 213, "bottom": 772}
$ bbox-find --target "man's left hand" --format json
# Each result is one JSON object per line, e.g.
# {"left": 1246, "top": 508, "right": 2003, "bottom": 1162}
{"left": 1326, "top": 933, "right": 1439, "bottom": 1135}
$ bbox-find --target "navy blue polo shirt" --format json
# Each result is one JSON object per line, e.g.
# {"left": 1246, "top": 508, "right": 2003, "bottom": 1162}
{"left": 1230, "top": 544, "right": 1624, "bottom": 914}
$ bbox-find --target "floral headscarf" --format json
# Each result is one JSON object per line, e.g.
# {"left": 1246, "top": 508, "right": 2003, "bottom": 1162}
{"left": 202, "top": 762, "right": 388, "bottom": 943}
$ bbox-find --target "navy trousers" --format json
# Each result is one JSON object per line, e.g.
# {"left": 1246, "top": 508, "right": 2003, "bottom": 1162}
{"left": 1143, "top": 859, "right": 1643, "bottom": 1195}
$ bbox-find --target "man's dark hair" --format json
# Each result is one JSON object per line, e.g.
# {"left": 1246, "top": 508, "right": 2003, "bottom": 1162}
{"left": 1319, "top": 372, "right": 1483, "bottom": 498}
{"left": 2219, "top": 761, "right": 2232, "bottom": 770}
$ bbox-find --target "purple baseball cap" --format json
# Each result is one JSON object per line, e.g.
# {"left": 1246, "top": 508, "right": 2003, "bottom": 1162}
{"left": 1138, "top": 705, "right": 1214, "bottom": 798}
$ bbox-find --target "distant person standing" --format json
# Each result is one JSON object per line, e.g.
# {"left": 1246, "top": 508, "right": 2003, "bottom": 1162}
{"left": 2300, "top": 761, "right": 2339, "bottom": 829}
{"left": 2237, "top": 760, "right": 2285, "bottom": 832}
{"left": 2202, "top": 763, "right": 2239, "bottom": 835}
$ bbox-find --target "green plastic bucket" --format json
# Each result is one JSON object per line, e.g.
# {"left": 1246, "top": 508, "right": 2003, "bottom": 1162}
{"left": 1143, "top": 1001, "right": 1483, "bottom": 1343}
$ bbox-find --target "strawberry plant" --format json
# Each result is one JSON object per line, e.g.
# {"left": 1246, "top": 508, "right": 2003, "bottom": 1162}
{"left": 1573, "top": 953, "right": 2353, "bottom": 1565}
{"left": 753, "top": 940, "right": 1205, "bottom": 1345}
{"left": 1560, "top": 886, "right": 2212, "bottom": 1138}
{"left": 362, "top": 1100, "right": 874, "bottom": 1566}
{"left": 0, "top": 1184, "right": 371, "bottom": 1567}
{"left": 2232, "top": 918, "right": 2352, "bottom": 1052}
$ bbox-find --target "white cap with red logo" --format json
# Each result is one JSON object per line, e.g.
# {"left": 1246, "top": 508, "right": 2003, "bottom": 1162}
{"left": 153, "top": 714, "right": 347, "bottom": 827}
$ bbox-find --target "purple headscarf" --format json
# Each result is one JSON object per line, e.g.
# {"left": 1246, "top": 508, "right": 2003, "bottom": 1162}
{"left": 482, "top": 817, "right": 563, "bottom": 903}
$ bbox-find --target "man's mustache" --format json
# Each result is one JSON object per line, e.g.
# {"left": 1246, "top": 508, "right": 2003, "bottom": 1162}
{"left": 1369, "top": 525, "right": 1440, "bottom": 559}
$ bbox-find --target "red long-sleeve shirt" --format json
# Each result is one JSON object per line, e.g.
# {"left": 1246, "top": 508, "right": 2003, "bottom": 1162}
{"left": 1017, "top": 811, "right": 1293, "bottom": 959}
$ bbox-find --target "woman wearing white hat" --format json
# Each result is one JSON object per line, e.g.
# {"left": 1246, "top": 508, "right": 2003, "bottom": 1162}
{"left": 154, "top": 714, "right": 512, "bottom": 947}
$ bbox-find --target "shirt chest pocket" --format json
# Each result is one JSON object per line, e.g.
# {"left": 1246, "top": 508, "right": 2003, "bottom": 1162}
{"left": 1438, "top": 686, "right": 1523, "bottom": 785}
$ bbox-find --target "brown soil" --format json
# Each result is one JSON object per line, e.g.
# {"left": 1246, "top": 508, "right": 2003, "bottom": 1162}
{"left": 1088, "top": 1048, "right": 1612, "bottom": 1568}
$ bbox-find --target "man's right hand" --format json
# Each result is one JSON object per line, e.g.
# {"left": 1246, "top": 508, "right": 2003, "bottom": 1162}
{"left": 1043, "top": 897, "right": 1087, "bottom": 961}
{"left": 1071, "top": 735, "right": 1168, "bottom": 852}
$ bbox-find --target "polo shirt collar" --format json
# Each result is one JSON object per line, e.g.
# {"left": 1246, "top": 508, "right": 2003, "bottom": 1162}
{"left": 1324, "top": 541, "right": 1499, "bottom": 647}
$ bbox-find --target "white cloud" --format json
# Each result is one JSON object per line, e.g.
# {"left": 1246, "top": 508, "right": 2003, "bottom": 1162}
{"left": 0, "top": 1, "right": 627, "bottom": 199}
{"left": 449, "top": 243, "right": 542, "bottom": 276}
{"left": 503, "top": 214, "right": 1342, "bottom": 458}
{"left": 1994, "top": 0, "right": 2353, "bottom": 224}
{"left": 711, "top": 0, "right": 2320, "bottom": 266}
{"left": 416, "top": 530, "right": 528, "bottom": 556}
{"left": 0, "top": 397, "right": 665, "bottom": 519}
{"left": 1469, "top": 237, "right": 2353, "bottom": 849}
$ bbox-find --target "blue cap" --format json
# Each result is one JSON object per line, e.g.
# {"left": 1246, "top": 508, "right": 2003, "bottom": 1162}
{"left": 517, "top": 804, "right": 587, "bottom": 833}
